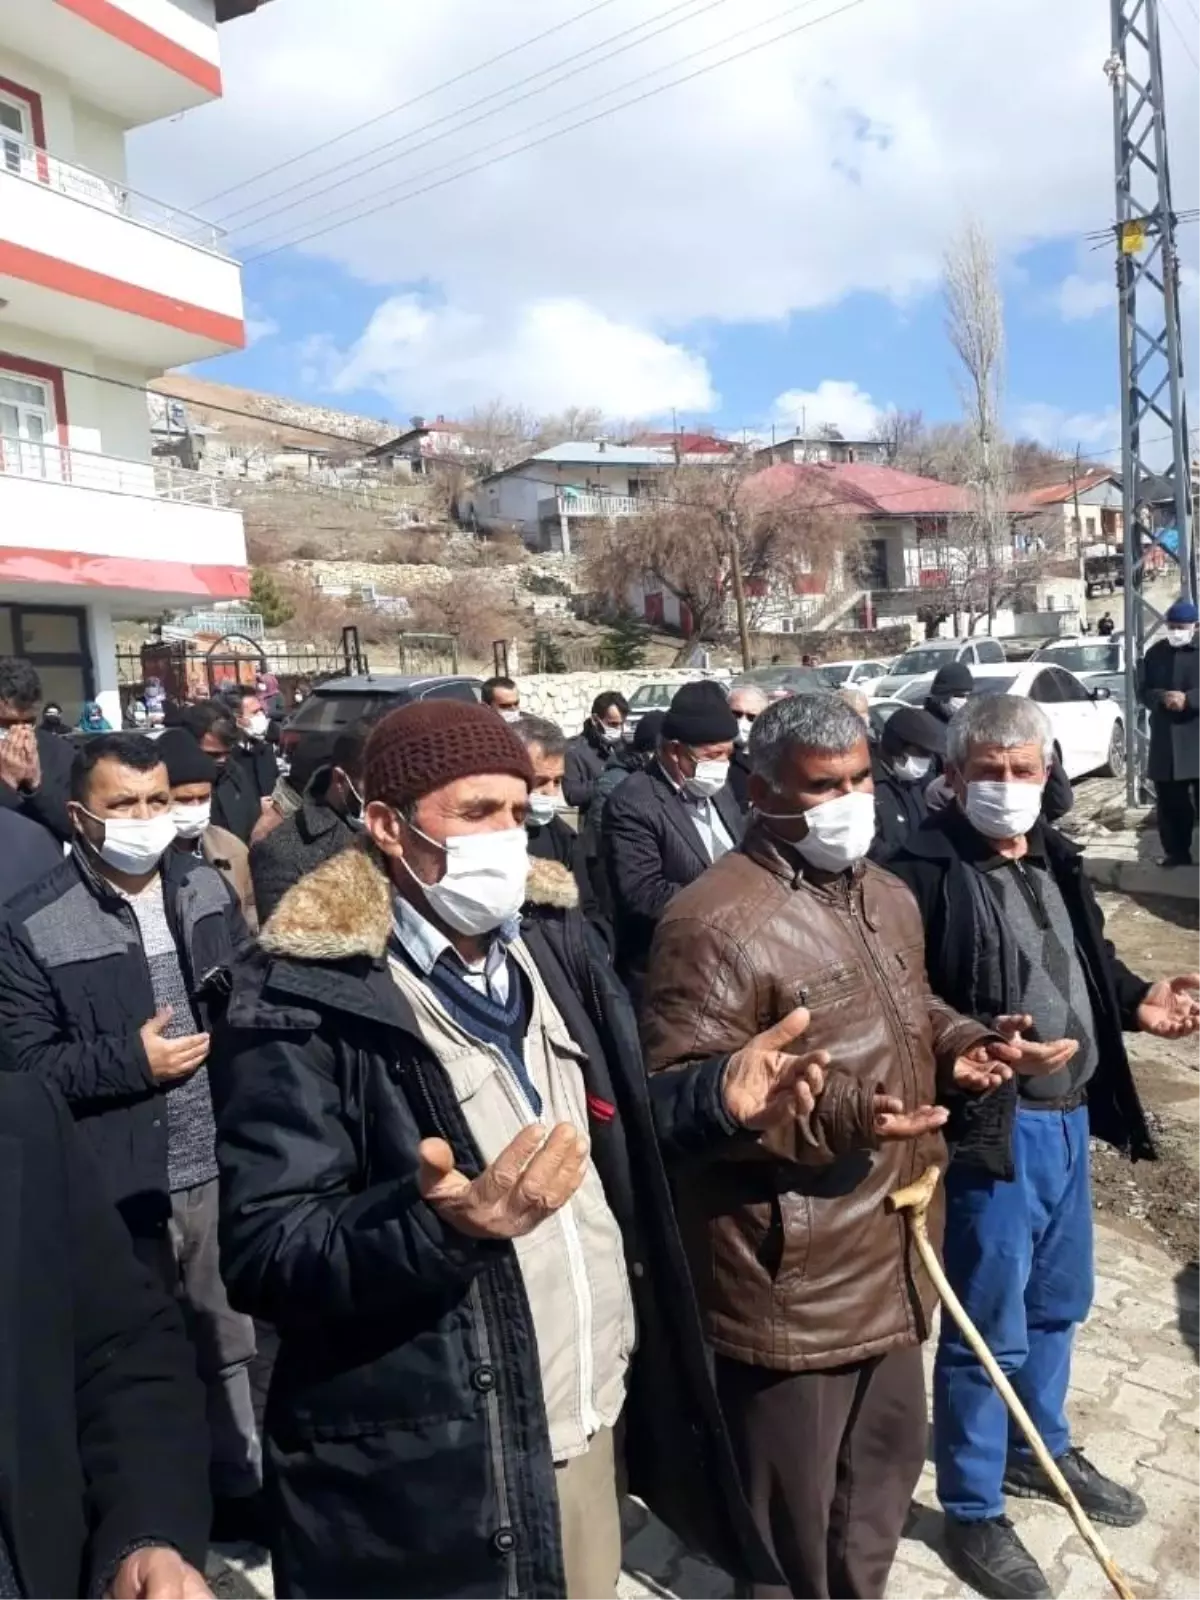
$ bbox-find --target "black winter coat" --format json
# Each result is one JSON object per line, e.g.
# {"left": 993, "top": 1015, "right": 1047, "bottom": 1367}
{"left": 727, "top": 748, "right": 751, "bottom": 812}
{"left": 212, "top": 759, "right": 262, "bottom": 844}
{"left": 0, "top": 809, "right": 63, "bottom": 907}
{"left": 0, "top": 726, "right": 74, "bottom": 842}
{"left": 250, "top": 793, "right": 358, "bottom": 924}
{"left": 601, "top": 763, "right": 744, "bottom": 993}
{"left": 562, "top": 725, "right": 612, "bottom": 812}
{"left": 211, "top": 846, "right": 777, "bottom": 1599}
{"left": 1140, "top": 636, "right": 1199, "bottom": 781}
{"left": 525, "top": 813, "right": 577, "bottom": 870}
{"left": 232, "top": 737, "right": 279, "bottom": 804}
{"left": 885, "top": 805, "right": 1154, "bottom": 1179}
{"left": 0, "top": 1076, "right": 209, "bottom": 1597}
{"left": 871, "top": 768, "right": 931, "bottom": 858}
{"left": 0, "top": 847, "right": 248, "bottom": 1239}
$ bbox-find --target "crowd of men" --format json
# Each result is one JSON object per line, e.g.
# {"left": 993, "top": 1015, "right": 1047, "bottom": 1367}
{"left": 0, "top": 617, "right": 1195, "bottom": 1600}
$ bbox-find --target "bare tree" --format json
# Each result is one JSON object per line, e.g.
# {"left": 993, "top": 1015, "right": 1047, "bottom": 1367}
{"left": 579, "top": 464, "right": 853, "bottom": 665}
{"left": 943, "top": 221, "right": 1015, "bottom": 630}
{"left": 873, "top": 407, "right": 926, "bottom": 466}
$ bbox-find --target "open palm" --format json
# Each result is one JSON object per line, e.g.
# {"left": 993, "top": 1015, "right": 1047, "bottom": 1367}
{"left": 1137, "top": 975, "right": 1200, "bottom": 1039}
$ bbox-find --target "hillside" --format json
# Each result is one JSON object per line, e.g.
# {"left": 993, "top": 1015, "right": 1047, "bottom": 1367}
{"left": 148, "top": 372, "right": 397, "bottom": 454}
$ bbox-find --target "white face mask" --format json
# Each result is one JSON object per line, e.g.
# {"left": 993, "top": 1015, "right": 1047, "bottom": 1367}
{"left": 759, "top": 789, "right": 877, "bottom": 873}
{"left": 1167, "top": 627, "right": 1195, "bottom": 648}
{"left": 171, "top": 800, "right": 211, "bottom": 840}
{"left": 403, "top": 823, "right": 529, "bottom": 936}
{"left": 964, "top": 779, "right": 1043, "bottom": 840}
{"left": 526, "top": 790, "right": 564, "bottom": 826}
{"left": 685, "top": 758, "right": 730, "bottom": 799}
{"left": 945, "top": 696, "right": 969, "bottom": 715}
{"left": 599, "top": 722, "right": 624, "bottom": 744}
{"left": 734, "top": 715, "right": 755, "bottom": 747}
{"left": 498, "top": 708, "right": 521, "bottom": 723}
{"left": 893, "top": 753, "right": 933, "bottom": 784}
{"left": 80, "top": 808, "right": 177, "bottom": 875}
{"left": 245, "top": 711, "right": 270, "bottom": 738}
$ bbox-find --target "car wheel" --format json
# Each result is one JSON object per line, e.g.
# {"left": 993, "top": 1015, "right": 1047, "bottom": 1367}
{"left": 1100, "top": 720, "right": 1125, "bottom": 779}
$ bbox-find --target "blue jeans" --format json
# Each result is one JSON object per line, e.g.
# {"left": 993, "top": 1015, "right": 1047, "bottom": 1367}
{"left": 934, "top": 1104, "right": 1094, "bottom": 1522}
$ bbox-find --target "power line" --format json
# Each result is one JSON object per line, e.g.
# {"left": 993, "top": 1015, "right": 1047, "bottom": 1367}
{"left": 219, "top": 0, "right": 731, "bottom": 237}
{"left": 191, "top": 0, "right": 622, "bottom": 210}
{"left": 1160, "top": 0, "right": 1199, "bottom": 70}
{"left": 243, "top": 0, "right": 869, "bottom": 262}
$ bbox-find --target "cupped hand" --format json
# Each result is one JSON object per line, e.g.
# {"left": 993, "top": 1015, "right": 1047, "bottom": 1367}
{"left": 418, "top": 1123, "right": 588, "bottom": 1238}
{"left": 1137, "top": 975, "right": 1200, "bottom": 1038}
{"left": 722, "top": 1007, "right": 831, "bottom": 1130}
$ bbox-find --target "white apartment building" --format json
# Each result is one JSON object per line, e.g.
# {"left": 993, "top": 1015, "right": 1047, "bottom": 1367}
{"left": 0, "top": 0, "right": 266, "bottom": 724}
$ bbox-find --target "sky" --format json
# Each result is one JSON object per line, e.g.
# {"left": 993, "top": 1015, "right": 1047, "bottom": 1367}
{"left": 129, "top": 0, "right": 1200, "bottom": 461}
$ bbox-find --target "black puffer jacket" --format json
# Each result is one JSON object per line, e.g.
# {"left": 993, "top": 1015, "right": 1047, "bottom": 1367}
{"left": 211, "top": 846, "right": 777, "bottom": 1599}
{"left": 0, "top": 847, "right": 247, "bottom": 1238}
{"left": 0, "top": 1076, "right": 210, "bottom": 1596}
{"left": 885, "top": 805, "right": 1153, "bottom": 1178}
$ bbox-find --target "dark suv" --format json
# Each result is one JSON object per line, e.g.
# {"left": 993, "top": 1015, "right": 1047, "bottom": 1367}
{"left": 280, "top": 674, "right": 483, "bottom": 772}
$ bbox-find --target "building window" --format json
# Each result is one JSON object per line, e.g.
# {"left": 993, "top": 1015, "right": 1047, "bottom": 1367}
{"left": 0, "top": 604, "right": 93, "bottom": 723}
{"left": 0, "top": 76, "right": 48, "bottom": 180}
{"left": 0, "top": 357, "right": 68, "bottom": 479}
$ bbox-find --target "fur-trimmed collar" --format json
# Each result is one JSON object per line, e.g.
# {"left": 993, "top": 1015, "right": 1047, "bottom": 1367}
{"left": 260, "top": 842, "right": 580, "bottom": 963}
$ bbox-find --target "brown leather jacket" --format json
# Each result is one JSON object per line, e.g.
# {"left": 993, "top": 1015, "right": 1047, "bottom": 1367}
{"left": 640, "top": 824, "right": 992, "bottom": 1372}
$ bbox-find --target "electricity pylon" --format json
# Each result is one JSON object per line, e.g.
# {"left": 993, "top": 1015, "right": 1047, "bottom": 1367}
{"left": 1106, "top": 0, "right": 1195, "bottom": 803}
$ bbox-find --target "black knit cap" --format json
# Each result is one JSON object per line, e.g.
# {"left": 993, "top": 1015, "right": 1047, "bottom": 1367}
{"left": 365, "top": 699, "right": 534, "bottom": 809}
{"left": 633, "top": 709, "right": 666, "bottom": 752}
{"left": 881, "top": 706, "right": 946, "bottom": 758}
{"left": 930, "top": 661, "right": 973, "bottom": 697}
{"left": 157, "top": 728, "right": 218, "bottom": 786}
{"left": 662, "top": 680, "right": 738, "bottom": 746}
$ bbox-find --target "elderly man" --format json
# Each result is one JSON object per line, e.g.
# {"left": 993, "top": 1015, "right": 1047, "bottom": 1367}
{"left": 887, "top": 695, "right": 1199, "bottom": 1600}
{"left": 1139, "top": 597, "right": 1199, "bottom": 867}
{"left": 511, "top": 713, "right": 577, "bottom": 868}
{"left": 727, "top": 683, "right": 769, "bottom": 811}
{"left": 210, "top": 698, "right": 859, "bottom": 1599}
{"left": 602, "top": 680, "right": 742, "bottom": 996}
{"left": 640, "top": 694, "right": 1070, "bottom": 1600}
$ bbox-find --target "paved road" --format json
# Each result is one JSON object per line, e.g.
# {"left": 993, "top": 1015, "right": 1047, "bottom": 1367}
{"left": 208, "top": 1216, "right": 1198, "bottom": 1600}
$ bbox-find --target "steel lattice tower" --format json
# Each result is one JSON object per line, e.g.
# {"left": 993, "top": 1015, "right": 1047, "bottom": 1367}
{"left": 1107, "top": 0, "right": 1195, "bottom": 802}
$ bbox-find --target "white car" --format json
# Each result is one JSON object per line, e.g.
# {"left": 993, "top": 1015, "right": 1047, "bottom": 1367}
{"left": 1032, "top": 636, "right": 1126, "bottom": 705}
{"left": 818, "top": 659, "right": 893, "bottom": 690}
{"left": 870, "top": 637, "right": 1007, "bottom": 700}
{"left": 967, "top": 663, "right": 1124, "bottom": 780}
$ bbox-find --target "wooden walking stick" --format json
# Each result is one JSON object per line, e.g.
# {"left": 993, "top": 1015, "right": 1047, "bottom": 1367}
{"left": 889, "top": 1166, "right": 1136, "bottom": 1600}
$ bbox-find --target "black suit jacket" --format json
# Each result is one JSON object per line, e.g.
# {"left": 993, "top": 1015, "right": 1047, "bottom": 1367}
{"left": 601, "top": 762, "right": 743, "bottom": 990}
{"left": 0, "top": 1076, "right": 208, "bottom": 1596}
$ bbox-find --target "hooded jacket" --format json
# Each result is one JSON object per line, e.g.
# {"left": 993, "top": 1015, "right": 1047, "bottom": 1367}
{"left": 209, "top": 845, "right": 783, "bottom": 1598}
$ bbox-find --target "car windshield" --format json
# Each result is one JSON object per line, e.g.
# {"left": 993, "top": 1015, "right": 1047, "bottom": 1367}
{"left": 968, "top": 675, "right": 1020, "bottom": 697}
{"left": 894, "top": 679, "right": 932, "bottom": 704}
{"left": 288, "top": 690, "right": 390, "bottom": 730}
{"left": 1039, "top": 643, "right": 1120, "bottom": 674}
{"left": 818, "top": 664, "right": 852, "bottom": 686}
{"left": 891, "top": 646, "right": 959, "bottom": 676}
{"left": 628, "top": 683, "right": 676, "bottom": 709}
{"left": 734, "top": 667, "right": 826, "bottom": 693}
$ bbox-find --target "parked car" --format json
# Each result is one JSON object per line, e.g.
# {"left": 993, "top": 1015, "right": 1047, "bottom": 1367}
{"left": 966, "top": 663, "right": 1124, "bottom": 780}
{"left": 869, "top": 637, "right": 1008, "bottom": 700}
{"left": 730, "top": 665, "right": 828, "bottom": 698}
{"left": 624, "top": 678, "right": 730, "bottom": 730}
{"left": 279, "top": 674, "right": 483, "bottom": 771}
{"left": 818, "top": 659, "right": 893, "bottom": 690}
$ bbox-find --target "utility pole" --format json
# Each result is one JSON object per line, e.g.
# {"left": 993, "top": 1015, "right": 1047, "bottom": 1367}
{"left": 1107, "top": 0, "right": 1195, "bottom": 802}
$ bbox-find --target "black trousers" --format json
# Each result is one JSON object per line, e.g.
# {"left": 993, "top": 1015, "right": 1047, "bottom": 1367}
{"left": 1156, "top": 779, "right": 1199, "bottom": 861}
{"left": 716, "top": 1347, "right": 927, "bottom": 1599}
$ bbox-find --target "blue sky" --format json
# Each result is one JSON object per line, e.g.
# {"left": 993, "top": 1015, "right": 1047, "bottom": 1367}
{"left": 131, "top": 0, "right": 1199, "bottom": 460}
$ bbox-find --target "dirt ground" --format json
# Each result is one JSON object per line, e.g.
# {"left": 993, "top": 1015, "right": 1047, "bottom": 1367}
{"left": 1090, "top": 890, "right": 1199, "bottom": 1264}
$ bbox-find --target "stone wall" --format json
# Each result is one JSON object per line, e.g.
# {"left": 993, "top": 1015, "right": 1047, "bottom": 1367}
{"left": 748, "top": 623, "right": 914, "bottom": 661}
{"left": 515, "top": 668, "right": 728, "bottom": 732}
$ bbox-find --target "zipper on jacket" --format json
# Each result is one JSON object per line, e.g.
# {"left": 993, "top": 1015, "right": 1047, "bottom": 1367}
{"left": 843, "top": 881, "right": 922, "bottom": 1164}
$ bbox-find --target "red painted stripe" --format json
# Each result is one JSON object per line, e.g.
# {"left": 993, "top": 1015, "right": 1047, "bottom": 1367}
{"left": 0, "top": 547, "right": 249, "bottom": 598}
{"left": 55, "top": 0, "right": 223, "bottom": 95}
{"left": 0, "top": 241, "right": 245, "bottom": 349}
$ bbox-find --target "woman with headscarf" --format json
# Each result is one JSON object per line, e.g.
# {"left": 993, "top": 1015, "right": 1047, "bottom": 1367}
{"left": 76, "top": 701, "right": 113, "bottom": 735}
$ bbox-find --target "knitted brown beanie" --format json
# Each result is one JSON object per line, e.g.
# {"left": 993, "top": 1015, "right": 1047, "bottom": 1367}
{"left": 364, "top": 699, "right": 534, "bottom": 809}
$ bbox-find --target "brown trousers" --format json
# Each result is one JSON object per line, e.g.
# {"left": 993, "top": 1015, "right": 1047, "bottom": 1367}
{"left": 716, "top": 1347, "right": 927, "bottom": 1599}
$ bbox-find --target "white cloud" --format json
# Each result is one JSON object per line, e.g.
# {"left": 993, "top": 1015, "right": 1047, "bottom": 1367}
{"left": 330, "top": 294, "right": 715, "bottom": 415}
{"left": 244, "top": 312, "right": 280, "bottom": 344}
{"left": 1012, "top": 401, "right": 1121, "bottom": 453}
{"left": 1056, "top": 275, "right": 1113, "bottom": 322}
{"left": 128, "top": 0, "right": 1198, "bottom": 408}
{"left": 769, "top": 380, "right": 882, "bottom": 438}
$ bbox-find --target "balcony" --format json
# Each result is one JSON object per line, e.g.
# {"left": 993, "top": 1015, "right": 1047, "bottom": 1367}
{"left": 0, "top": 139, "right": 244, "bottom": 367}
{"left": 1, "top": 0, "right": 224, "bottom": 126}
{"left": 538, "top": 490, "right": 649, "bottom": 521}
{"left": 0, "top": 435, "right": 249, "bottom": 610}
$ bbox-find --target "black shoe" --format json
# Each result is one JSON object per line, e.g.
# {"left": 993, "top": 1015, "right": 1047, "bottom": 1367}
{"left": 1158, "top": 854, "right": 1194, "bottom": 868}
{"left": 210, "top": 1490, "right": 267, "bottom": 1545}
{"left": 1004, "top": 1447, "right": 1146, "bottom": 1528}
{"left": 944, "top": 1516, "right": 1052, "bottom": 1600}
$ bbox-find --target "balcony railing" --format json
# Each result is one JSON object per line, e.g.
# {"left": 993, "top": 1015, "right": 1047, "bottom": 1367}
{"left": 0, "top": 435, "right": 232, "bottom": 507}
{"left": 1, "top": 134, "right": 228, "bottom": 254}
{"left": 540, "top": 490, "right": 649, "bottom": 520}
